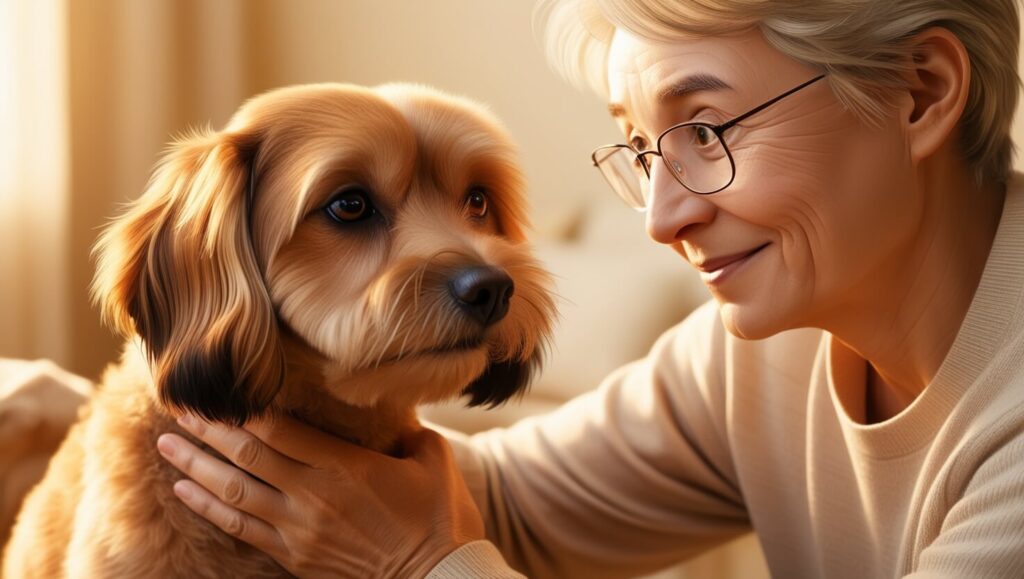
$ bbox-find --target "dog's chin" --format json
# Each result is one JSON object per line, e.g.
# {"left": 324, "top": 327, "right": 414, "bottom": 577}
{"left": 322, "top": 346, "right": 493, "bottom": 408}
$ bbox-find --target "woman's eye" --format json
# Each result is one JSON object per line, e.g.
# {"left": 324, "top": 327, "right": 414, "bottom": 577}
{"left": 465, "top": 187, "right": 489, "bottom": 219}
{"left": 630, "top": 136, "right": 648, "bottom": 151}
{"left": 325, "top": 188, "right": 376, "bottom": 223}
{"left": 692, "top": 125, "right": 716, "bottom": 147}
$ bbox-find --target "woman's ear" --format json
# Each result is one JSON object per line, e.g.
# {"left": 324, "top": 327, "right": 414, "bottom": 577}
{"left": 91, "top": 129, "right": 284, "bottom": 426}
{"left": 901, "top": 27, "right": 972, "bottom": 164}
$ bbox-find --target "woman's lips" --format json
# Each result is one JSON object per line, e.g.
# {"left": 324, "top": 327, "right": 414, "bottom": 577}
{"left": 697, "top": 243, "right": 770, "bottom": 284}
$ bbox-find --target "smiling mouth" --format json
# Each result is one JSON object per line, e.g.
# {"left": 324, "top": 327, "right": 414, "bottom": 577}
{"left": 697, "top": 243, "right": 770, "bottom": 273}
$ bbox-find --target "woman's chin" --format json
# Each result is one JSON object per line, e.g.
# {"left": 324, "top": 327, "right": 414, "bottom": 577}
{"left": 716, "top": 299, "right": 790, "bottom": 341}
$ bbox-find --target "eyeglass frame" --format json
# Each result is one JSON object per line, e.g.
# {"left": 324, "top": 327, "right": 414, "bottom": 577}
{"left": 590, "top": 73, "right": 828, "bottom": 201}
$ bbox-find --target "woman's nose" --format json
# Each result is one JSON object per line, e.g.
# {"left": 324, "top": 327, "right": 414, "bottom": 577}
{"left": 645, "top": 158, "right": 716, "bottom": 244}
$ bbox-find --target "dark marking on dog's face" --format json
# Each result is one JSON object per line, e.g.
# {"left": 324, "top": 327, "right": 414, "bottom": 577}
{"left": 462, "top": 352, "right": 544, "bottom": 408}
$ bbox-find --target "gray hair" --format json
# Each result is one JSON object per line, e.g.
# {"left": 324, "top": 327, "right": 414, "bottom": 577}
{"left": 535, "top": 0, "right": 1021, "bottom": 185}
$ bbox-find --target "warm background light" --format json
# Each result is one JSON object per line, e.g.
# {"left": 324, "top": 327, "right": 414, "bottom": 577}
{"left": 0, "top": 0, "right": 72, "bottom": 365}
{"left": 9, "top": 0, "right": 1022, "bottom": 379}
{"left": 3, "top": 3, "right": 1023, "bottom": 578}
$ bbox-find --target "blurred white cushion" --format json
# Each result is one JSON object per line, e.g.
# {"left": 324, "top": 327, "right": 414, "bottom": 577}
{"left": 529, "top": 239, "right": 707, "bottom": 401}
{"left": 0, "top": 359, "right": 93, "bottom": 548}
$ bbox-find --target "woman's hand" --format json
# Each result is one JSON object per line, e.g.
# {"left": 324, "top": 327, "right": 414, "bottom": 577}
{"left": 156, "top": 414, "right": 485, "bottom": 578}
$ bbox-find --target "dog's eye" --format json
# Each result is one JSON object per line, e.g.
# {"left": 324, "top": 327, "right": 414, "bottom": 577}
{"left": 465, "top": 187, "right": 489, "bottom": 219}
{"left": 325, "top": 189, "right": 376, "bottom": 223}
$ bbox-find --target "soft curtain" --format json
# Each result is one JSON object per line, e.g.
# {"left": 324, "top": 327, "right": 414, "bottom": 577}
{"left": 0, "top": 0, "right": 247, "bottom": 378}
{"left": 0, "top": 0, "right": 72, "bottom": 365}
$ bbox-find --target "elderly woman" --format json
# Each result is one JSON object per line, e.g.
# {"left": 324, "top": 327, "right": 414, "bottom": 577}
{"left": 147, "top": 0, "right": 1024, "bottom": 577}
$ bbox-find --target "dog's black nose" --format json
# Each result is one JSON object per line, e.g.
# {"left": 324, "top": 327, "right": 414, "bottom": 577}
{"left": 449, "top": 267, "right": 514, "bottom": 327}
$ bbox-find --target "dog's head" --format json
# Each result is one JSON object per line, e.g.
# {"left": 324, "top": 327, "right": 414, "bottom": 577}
{"left": 92, "top": 83, "right": 556, "bottom": 425}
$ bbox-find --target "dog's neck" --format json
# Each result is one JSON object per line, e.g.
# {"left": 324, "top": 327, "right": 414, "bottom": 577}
{"left": 276, "top": 384, "right": 417, "bottom": 456}
{"left": 273, "top": 335, "right": 419, "bottom": 456}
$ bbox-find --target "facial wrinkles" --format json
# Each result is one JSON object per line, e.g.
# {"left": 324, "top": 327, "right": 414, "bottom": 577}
{"left": 717, "top": 159, "right": 829, "bottom": 319}
{"left": 609, "top": 32, "right": 679, "bottom": 143}
{"left": 730, "top": 106, "right": 844, "bottom": 160}
{"left": 712, "top": 85, "right": 843, "bottom": 196}
{"left": 681, "top": 125, "right": 835, "bottom": 275}
{"left": 644, "top": 57, "right": 732, "bottom": 121}
{"left": 611, "top": 30, "right": 836, "bottom": 278}
{"left": 783, "top": 193, "right": 829, "bottom": 292}
{"left": 728, "top": 99, "right": 851, "bottom": 292}
{"left": 623, "top": 55, "right": 741, "bottom": 145}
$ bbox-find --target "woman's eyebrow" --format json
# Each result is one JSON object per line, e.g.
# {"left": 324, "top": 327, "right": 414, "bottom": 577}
{"left": 608, "top": 103, "right": 627, "bottom": 118}
{"left": 606, "top": 73, "right": 732, "bottom": 122}
{"left": 656, "top": 73, "right": 733, "bottom": 103}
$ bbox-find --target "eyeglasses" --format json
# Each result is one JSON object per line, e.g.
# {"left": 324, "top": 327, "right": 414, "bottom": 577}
{"left": 591, "top": 74, "right": 827, "bottom": 209}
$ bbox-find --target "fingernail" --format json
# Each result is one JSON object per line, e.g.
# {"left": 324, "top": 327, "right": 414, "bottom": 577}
{"left": 173, "top": 480, "right": 193, "bottom": 500}
{"left": 156, "top": 434, "right": 177, "bottom": 459}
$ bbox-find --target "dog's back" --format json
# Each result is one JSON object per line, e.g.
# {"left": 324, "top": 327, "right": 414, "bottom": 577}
{"left": 2, "top": 349, "right": 286, "bottom": 578}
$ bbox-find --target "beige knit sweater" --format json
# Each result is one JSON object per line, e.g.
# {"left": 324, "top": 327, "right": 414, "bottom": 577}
{"left": 430, "top": 177, "right": 1024, "bottom": 579}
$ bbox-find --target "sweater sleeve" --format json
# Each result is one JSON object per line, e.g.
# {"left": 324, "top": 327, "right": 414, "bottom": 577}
{"left": 425, "top": 541, "right": 525, "bottom": 578}
{"left": 905, "top": 432, "right": 1024, "bottom": 578}
{"left": 435, "top": 301, "right": 751, "bottom": 578}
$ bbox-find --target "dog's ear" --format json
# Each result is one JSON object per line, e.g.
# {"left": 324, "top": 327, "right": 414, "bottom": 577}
{"left": 92, "top": 128, "right": 284, "bottom": 425}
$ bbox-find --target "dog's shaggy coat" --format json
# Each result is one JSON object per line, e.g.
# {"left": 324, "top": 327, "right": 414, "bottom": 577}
{"left": 2, "top": 83, "right": 556, "bottom": 578}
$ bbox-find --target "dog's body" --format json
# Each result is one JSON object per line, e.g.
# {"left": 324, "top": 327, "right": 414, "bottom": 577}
{"left": 3, "top": 83, "right": 555, "bottom": 577}
{"left": 5, "top": 350, "right": 285, "bottom": 577}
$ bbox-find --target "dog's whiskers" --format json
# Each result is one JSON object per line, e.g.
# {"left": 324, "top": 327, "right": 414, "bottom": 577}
{"left": 372, "top": 308, "right": 411, "bottom": 370}
{"left": 411, "top": 257, "right": 435, "bottom": 312}
{"left": 513, "top": 291, "right": 550, "bottom": 320}
{"left": 395, "top": 331, "right": 413, "bottom": 365}
{"left": 372, "top": 309, "right": 407, "bottom": 368}
{"left": 381, "top": 271, "right": 420, "bottom": 331}
{"left": 371, "top": 260, "right": 439, "bottom": 368}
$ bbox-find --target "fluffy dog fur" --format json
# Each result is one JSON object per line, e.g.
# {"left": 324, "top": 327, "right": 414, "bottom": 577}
{"left": 2, "top": 83, "right": 556, "bottom": 578}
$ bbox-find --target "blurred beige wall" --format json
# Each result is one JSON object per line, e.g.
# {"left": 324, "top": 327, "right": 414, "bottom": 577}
{"left": 6, "top": 0, "right": 1024, "bottom": 379}
{"left": 243, "top": 0, "right": 621, "bottom": 236}
{"left": 65, "top": 0, "right": 251, "bottom": 377}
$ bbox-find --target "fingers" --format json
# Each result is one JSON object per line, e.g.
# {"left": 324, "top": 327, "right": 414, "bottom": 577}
{"left": 157, "top": 432, "right": 286, "bottom": 523}
{"left": 243, "top": 413, "right": 390, "bottom": 469}
{"left": 172, "top": 478, "right": 286, "bottom": 560}
{"left": 175, "top": 414, "right": 305, "bottom": 489}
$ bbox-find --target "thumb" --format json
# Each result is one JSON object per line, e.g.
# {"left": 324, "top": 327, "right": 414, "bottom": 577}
{"left": 246, "top": 412, "right": 384, "bottom": 468}
{"left": 399, "top": 427, "right": 451, "bottom": 463}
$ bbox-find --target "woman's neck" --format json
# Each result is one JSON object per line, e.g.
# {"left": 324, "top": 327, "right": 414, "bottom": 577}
{"left": 825, "top": 158, "right": 1006, "bottom": 422}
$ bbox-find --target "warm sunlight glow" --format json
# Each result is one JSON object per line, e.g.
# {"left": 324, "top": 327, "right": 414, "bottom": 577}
{"left": 0, "top": 0, "right": 16, "bottom": 211}
{"left": 0, "top": 0, "right": 71, "bottom": 361}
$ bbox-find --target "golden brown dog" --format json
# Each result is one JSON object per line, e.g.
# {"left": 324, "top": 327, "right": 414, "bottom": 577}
{"left": 2, "top": 83, "right": 556, "bottom": 578}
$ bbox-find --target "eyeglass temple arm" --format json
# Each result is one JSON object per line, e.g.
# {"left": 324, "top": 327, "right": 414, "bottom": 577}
{"left": 717, "top": 74, "right": 827, "bottom": 133}
{"left": 591, "top": 144, "right": 634, "bottom": 166}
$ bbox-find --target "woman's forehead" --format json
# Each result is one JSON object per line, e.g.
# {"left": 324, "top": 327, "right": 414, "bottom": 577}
{"left": 607, "top": 28, "right": 789, "bottom": 122}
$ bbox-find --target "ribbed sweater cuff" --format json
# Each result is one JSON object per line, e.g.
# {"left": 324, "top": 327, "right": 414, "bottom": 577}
{"left": 425, "top": 541, "right": 526, "bottom": 579}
